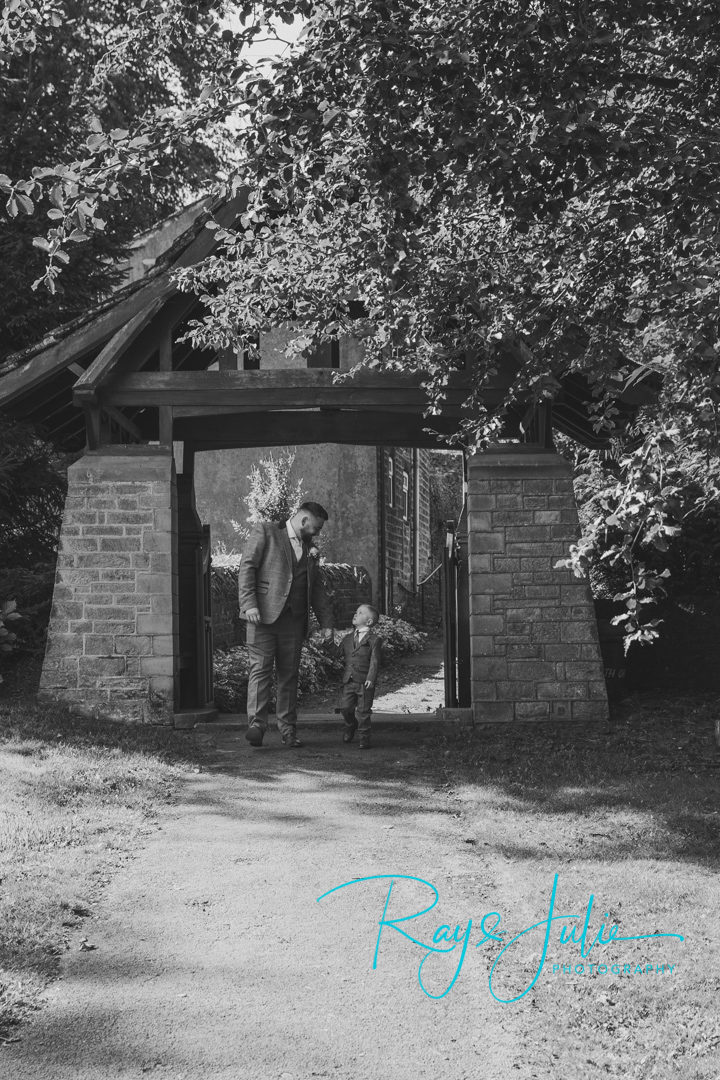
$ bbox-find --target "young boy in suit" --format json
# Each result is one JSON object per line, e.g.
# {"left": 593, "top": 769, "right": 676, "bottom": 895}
{"left": 339, "top": 604, "right": 381, "bottom": 749}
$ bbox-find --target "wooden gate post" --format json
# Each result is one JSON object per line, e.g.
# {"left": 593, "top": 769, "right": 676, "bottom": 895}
{"left": 176, "top": 473, "right": 216, "bottom": 720}
{"left": 441, "top": 521, "right": 458, "bottom": 707}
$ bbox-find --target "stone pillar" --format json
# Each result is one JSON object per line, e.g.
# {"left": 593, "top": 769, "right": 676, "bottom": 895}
{"left": 466, "top": 447, "right": 608, "bottom": 723}
{"left": 40, "top": 448, "right": 179, "bottom": 723}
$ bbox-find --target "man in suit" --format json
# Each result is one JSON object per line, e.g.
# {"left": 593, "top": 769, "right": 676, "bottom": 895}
{"left": 339, "top": 604, "right": 382, "bottom": 749}
{"left": 238, "top": 501, "right": 334, "bottom": 747}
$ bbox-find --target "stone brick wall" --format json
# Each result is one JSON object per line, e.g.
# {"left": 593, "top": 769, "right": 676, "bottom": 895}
{"left": 467, "top": 448, "right": 608, "bottom": 723}
{"left": 39, "top": 449, "right": 179, "bottom": 723}
{"left": 317, "top": 562, "right": 373, "bottom": 627}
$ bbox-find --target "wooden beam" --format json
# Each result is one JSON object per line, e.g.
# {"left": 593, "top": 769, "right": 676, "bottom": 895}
{"left": 84, "top": 405, "right": 102, "bottom": 450}
{"left": 217, "top": 347, "right": 238, "bottom": 371}
{"left": 0, "top": 191, "right": 248, "bottom": 409}
{"left": 102, "top": 370, "right": 477, "bottom": 411}
{"left": 74, "top": 296, "right": 167, "bottom": 400}
{"left": 102, "top": 405, "right": 143, "bottom": 442}
{"left": 0, "top": 280, "right": 176, "bottom": 408}
{"left": 183, "top": 443, "right": 196, "bottom": 477}
{"left": 176, "top": 410, "right": 461, "bottom": 449}
{"left": 158, "top": 327, "right": 173, "bottom": 445}
{"left": 90, "top": 289, "right": 205, "bottom": 381}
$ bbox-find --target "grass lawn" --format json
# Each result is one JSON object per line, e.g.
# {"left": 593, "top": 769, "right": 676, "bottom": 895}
{"left": 430, "top": 691, "right": 720, "bottom": 1078}
{"left": 0, "top": 698, "right": 199, "bottom": 1044}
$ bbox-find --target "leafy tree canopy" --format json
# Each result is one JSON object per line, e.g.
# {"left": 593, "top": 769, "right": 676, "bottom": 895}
{"left": 0, "top": 417, "right": 66, "bottom": 563}
{"left": 3, "top": 0, "right": 720, "bottom": 642}
{"left": 0, "top": 0, "right": 238, "bottom": 353}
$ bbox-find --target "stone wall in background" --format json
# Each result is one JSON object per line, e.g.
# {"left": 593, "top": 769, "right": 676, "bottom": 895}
{"left": 210, "top": 561, "right": 373, "bottom": 649}
{"left": 195, "top": 444, "right": 381, "bottom": 603}
{"left": 317, "top": 563, "right": 373, "bottom": 628}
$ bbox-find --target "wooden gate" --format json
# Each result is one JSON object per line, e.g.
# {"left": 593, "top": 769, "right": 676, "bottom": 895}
{"left": 177, "top": 475, "right": 214, "bottom": 711}
{"left": 441, "top": 516, "right": 471, "bottom": 708}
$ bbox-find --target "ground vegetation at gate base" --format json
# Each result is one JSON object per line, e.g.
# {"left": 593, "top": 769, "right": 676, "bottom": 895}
{"left": 0, "top": 699, "right": 200, "bottom": 1045}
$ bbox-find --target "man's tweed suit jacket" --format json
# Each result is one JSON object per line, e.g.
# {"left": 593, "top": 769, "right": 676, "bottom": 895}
{"left": 238, "top": 521, "right": 334, "bottom": 636}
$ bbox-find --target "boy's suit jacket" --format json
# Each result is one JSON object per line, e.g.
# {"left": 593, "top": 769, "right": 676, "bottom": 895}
{"left": 238, "top": 520, "right": 334, "bottom": 637}
{"left": 341, "top": 630, "right": 381, "bottom": 686}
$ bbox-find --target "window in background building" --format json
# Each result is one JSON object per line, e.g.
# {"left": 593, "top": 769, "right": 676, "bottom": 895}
{"left": 388, "top": 454, "right": 395, "bottom": 507}
{"left": 402, "top": 470, "right": 410, "bottom": 521}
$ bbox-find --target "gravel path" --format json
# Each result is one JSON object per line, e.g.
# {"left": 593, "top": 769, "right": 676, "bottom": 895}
{"left": 3, "top": 720, "right": 540, "bottom": 1080}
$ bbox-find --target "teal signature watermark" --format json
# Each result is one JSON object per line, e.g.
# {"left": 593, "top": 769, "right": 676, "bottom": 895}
{"left": 316, "top": 873, "right": 684, "bottom": 1003}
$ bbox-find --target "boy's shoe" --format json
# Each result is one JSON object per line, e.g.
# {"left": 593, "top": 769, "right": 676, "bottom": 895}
{"left": 282, "top": 732, "right": 304, "bottom": 748}
{"left": 359, "top": 739, "right": 371, "bottom": 750}
{"left": 245, "top": 723, "right": 264, "bottom": 747}
{"left": 341, "top": 708, "right": 357, "bottom": 743}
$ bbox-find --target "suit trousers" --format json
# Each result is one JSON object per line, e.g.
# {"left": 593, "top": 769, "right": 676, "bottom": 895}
{"left": 340, "top": 680, "right": 374, "bottom": 736}
{"left": 246, "top": 609, "right": 305, "bottom": 737}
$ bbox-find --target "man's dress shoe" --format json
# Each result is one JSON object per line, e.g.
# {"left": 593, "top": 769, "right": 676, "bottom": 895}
{"left": 245, "top": 724, "right": 264, "bottom": 747}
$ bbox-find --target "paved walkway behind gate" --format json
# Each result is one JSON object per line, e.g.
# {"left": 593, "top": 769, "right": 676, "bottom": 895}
{"left": 2, "top": 709, "right": 544, "bottom": 1080}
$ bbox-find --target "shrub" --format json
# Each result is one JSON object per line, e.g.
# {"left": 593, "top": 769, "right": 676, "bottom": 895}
{"left": 0, "top": 420, "right": 66, "bottom": 566}
{"left": 212, "top": 631, "right": 344, "bottom": 713}
{"left": 0, "top": 563, "right": 55, "bottom": 653}
{"left": 230, "top": 449, "right": 307, "bottom": 544}
{"left": 212, "top": 646, "right": 251, "bottom": 713}
{"left": 373, "top": 615, "right": 427, "bottom": 660}
{"left": 0, "top": 600, "right": 22, "bottom": 685}
{"left": 212, "top": 616, "right": 426, "bottom": 712}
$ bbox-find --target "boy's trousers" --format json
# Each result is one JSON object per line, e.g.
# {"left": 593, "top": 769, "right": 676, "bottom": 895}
{"left": 340, "top": 679, "right": 375, "bottom": 736}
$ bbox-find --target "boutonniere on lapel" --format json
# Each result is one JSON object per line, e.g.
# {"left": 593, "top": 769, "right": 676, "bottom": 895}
{"left": 307, "top": 545, "right": 321, "bottom": 561}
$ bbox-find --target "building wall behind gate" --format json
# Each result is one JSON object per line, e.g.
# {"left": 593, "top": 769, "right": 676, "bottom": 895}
{"left": 194, "top": 445, "right": 381, "bottom": 603}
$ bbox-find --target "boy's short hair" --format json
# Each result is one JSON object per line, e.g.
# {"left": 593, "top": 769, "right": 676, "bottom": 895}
{"left": 361, "top": 604, "right": 379, "bottom": 626}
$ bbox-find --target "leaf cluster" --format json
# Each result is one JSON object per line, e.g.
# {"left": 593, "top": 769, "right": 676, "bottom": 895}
{"left": 4, "top": 1, "right": 720, "bottom": 645}
{"left": 0, "top": 418, "right": 67, "bottom": 564}
{"left": 0, "top": 0, "right": 235, "bottom": 354}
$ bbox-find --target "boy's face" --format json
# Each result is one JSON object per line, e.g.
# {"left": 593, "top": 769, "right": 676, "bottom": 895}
{"left": 352, "top": 606, "right": 373, "bottom": 628}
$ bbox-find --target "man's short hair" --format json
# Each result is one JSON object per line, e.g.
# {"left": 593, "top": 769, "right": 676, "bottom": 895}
{"left": 362, "top": 604, "right": 380, "bottom": 626}
{"left": 298, "top": 501, "right": 329, "bottom": 522}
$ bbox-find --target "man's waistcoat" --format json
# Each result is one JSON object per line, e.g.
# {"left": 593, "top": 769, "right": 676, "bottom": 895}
{"left": 285, "top": 546, "right": 308, "bottom": 616}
